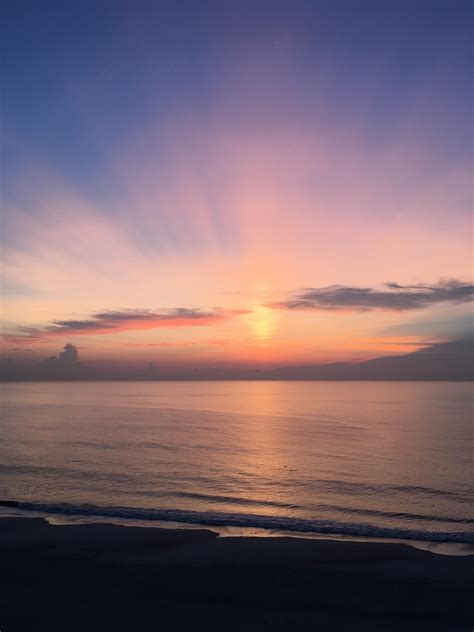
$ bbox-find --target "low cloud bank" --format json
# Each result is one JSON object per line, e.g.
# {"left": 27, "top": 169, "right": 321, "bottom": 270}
{"left": 1, "top": 338, "right": 472, "bottom": 381}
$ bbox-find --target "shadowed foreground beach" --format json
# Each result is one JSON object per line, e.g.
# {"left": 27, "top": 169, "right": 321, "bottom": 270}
{"left": 1, "top": 518, "right": 473, "bottom": 631}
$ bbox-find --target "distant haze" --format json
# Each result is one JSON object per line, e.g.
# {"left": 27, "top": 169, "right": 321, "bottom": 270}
{"left": 1, "top": 339, "right": 471, "bottom": 381}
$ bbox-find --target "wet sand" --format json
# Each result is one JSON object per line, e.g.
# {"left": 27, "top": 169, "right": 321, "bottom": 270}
{"left": 1, "top": 517, "right": 472, "bottom": 631}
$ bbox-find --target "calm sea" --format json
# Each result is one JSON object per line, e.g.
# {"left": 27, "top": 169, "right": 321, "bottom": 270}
{"left": 0, "top": 381, "right": 472, "bottom": 545}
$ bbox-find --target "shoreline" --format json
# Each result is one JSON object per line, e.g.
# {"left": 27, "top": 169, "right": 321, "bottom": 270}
{"left": 1, "top": 501, "right": 472, "bottom": 556}
{"left": 1, "top": 516, "right": 473, "bottom": 631}
{"left": 2, "top": 506, "right": 472, "bottom": 557}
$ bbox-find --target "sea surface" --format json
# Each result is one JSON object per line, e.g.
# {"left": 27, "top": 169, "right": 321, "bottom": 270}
{"left": 0, "top": 381, "right": 472, "bottom": 545}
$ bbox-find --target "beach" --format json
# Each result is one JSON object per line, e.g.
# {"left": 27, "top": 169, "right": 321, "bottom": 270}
{"left": 1, "top": 517, "right": 472, "bottom": 631}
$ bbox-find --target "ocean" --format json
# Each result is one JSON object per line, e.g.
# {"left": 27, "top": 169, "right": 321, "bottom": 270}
{"left": 1, "top": 381, "right": 472, "bottom": 546}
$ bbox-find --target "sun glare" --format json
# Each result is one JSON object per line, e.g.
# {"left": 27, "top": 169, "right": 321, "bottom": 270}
{"left": 246, "top": 305, "right": 278, "bottom": 342}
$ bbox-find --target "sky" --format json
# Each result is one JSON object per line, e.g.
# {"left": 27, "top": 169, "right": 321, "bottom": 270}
{"left": 1, "top": 0, "right": 473, "bottom": 372}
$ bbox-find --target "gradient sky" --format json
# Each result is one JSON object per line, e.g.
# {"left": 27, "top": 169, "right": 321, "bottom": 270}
{"left": 1, "top": 0, "right": 473, "bottom": 370}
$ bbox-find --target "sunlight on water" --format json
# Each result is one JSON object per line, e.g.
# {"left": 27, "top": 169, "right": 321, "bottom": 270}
{"left": 0, "top": 381, "right": 472, "bottom": 543}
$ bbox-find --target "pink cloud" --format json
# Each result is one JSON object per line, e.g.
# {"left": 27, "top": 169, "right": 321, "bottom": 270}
{"left": 3, "top": 308, "right": 248, "bottom": 345}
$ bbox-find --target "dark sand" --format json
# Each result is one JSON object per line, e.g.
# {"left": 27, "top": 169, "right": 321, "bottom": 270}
{"left": 1, "top": 518, "right": 472, "bottom": 631}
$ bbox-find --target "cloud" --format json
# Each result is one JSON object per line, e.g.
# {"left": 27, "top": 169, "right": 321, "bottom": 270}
{"left": 267, "top": 279, "right": 474, "bottom": 312}
{"left": 4, "top": 308, "right": 248, "bottom": 344}
{"left": 30, "top": 343, "right": 81, "bottom": 379}
{"left": 57, "top": 343, "right": 79, "bottom": 364}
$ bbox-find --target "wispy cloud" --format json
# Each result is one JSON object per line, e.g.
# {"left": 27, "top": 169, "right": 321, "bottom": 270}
{"left": 125, "top": 339, "right": 229, "bottom": 348}
{"left": 4, "top": 308, "right": 248, "bottom": 344}
{"left": 267, "top": 280, "right": 474, "bottom": 312}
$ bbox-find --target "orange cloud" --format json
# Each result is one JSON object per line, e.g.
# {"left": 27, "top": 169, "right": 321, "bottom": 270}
{"left": 4, "top": 308, "right": 249, "bottom": 345}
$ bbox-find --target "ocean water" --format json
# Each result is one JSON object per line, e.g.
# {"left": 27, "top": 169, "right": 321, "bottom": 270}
{"left": 0, "top": 381, "right": 472, "bottom": 544}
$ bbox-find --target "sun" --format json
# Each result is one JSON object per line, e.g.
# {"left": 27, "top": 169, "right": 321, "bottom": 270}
{"left": 246, "top": 305, "right": 278, "bottom": 342}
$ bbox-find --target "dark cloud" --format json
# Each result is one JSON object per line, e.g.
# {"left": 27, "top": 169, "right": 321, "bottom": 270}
{"left": 58, "top": 343, "right": 79, "bottom": 364}
{"left": 267, "top": 279, "right": 474, "bottom": 312}
{"left": 50, "top": 308, "right": 243, "bottom": 333}
{"left": 30, "top": 343, "right": 81, "bottom": 379}
{"left": 90, "top": 308, "right": 221, "bottom": 322}
{"left": 3, "top": 308, "right": 248, "bottom": 344}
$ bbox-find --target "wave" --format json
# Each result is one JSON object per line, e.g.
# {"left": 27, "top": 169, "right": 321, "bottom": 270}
{"left": 2, "top": 500, "right": 473, "bottom": 543}
{"left": 169, "top": 491, "right": 473, "bottom": 524}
